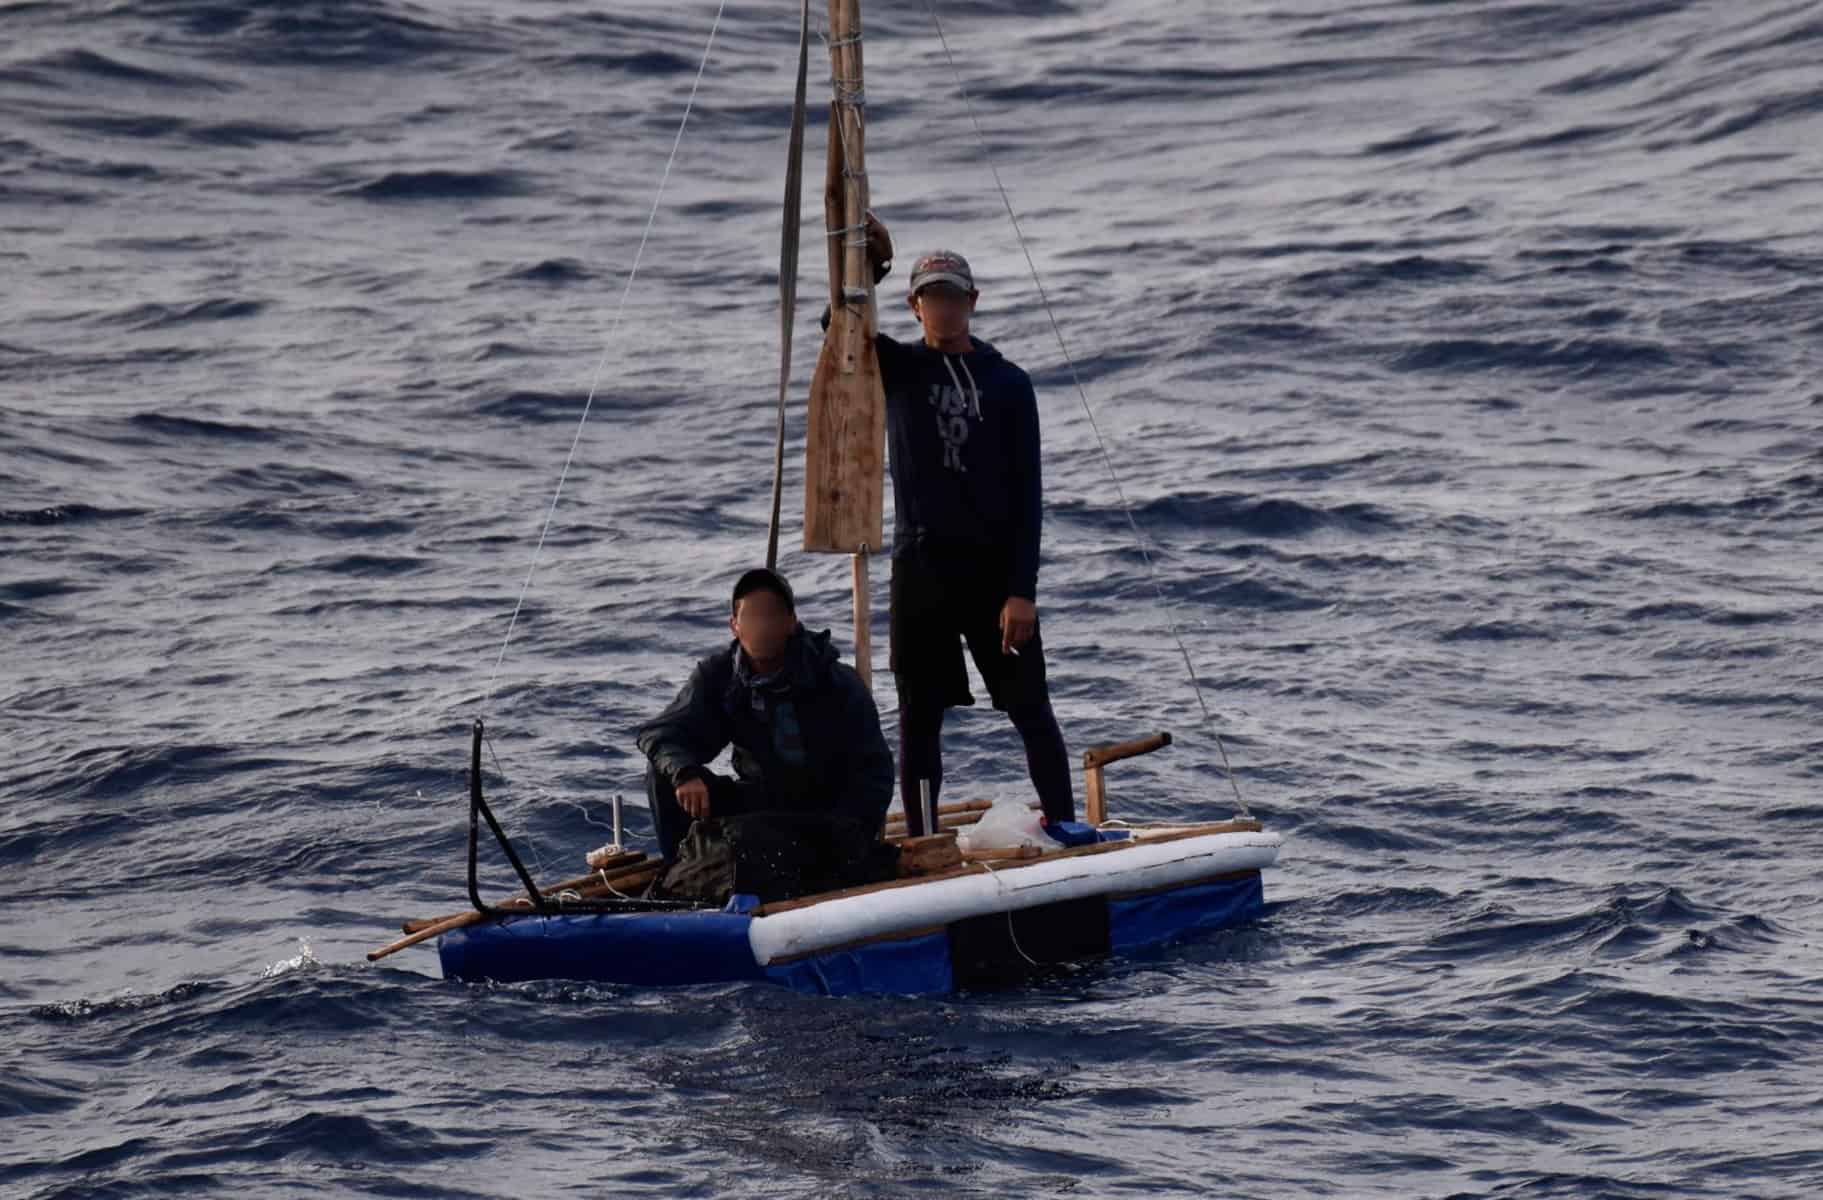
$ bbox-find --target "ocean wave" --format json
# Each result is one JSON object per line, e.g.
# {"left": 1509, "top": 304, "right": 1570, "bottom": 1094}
{"left": 1074, "top": 492, "right": 1401, "bottom": 539}
{"left": 0, "top": 47, "right": 232, "bottom": 92}
{"left": 126, "top": 411, "right": 279, "bottom": 440}
{"left": 1387, "top": 334, "right": 1674, "bottom": 374}
{"left": 344, "top": 169, "right": 531, "bottom": 202}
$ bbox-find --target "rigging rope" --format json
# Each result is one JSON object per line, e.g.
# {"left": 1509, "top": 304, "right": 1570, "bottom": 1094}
{"left": 481, "top": 0, "right": 730, "bottom": 717}
{"left": 464, "top": 2, "right": 730, "bottom": 876}
{"left": 923, "top": 0, "right": 1251, "bottom": 817}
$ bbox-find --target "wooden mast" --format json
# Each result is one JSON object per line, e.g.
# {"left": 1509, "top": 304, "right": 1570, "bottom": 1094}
{"left": 804, "top": 0, "right": 884, "bottom": 687}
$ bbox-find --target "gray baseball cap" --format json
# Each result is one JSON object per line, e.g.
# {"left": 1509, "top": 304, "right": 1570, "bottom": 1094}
{"left": 908, "top": 249, "right": 975, "bottom": 296}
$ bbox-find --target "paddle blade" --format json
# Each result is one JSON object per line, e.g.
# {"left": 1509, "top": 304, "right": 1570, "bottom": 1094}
{"left": 804, "top": 304, "right": 885, "bottom": 554}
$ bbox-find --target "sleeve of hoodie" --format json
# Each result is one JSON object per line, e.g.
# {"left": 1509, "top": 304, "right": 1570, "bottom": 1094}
{"left": 1007, "top": 369, "right": 1043, "bottom": 602}
{"left": 833, "top": 664, "right": 895, "bottom": 833}
{"left": 634, "top": 659, "right": 730, "bottom": 786}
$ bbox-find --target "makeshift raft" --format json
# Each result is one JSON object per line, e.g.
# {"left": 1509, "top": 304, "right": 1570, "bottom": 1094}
{"left": 368, "top": 1, "right": 1286, "bottom": 995}
{"left": 370, "top": 725, "right": 1280, "bottom": 996}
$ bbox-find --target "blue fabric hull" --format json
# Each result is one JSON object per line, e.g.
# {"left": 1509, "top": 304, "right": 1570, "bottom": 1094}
{"left": 439, "top": 871, "right": 1265, "bottom": 995}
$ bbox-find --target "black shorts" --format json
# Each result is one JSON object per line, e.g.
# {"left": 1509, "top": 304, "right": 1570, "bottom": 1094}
{"left": 888, "top": 542, "right": 1051, "bottom": 713}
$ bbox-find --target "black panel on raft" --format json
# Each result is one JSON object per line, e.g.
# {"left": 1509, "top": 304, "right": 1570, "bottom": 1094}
{"left": 947, "top": 896, "right": 1112, "bottom": 989}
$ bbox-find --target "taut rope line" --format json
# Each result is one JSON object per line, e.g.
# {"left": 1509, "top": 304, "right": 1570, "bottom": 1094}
{"left": 466, "top": 3, "right": 730, "bottom": 875}
{"left": 481, "top": 0, "right": 731, "bottom": 716}
{"left": 923, "top": 0, "right": 1250, "bottom": 817}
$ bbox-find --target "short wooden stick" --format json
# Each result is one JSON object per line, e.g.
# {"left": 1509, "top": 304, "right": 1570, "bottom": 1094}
{"left": 1085, "top": 763, "right": 1107, "bottom": 826}
{"left": 1083, "top": 731, "right": 1172, "bottom": 770}
{"left": 852, "top": 549, "right": 872, "bottom": 690}
{"left": 370, "top": 911, "right": 483, "bottom": 962}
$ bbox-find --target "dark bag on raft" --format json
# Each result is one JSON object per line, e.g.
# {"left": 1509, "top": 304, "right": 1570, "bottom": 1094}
{"left": 650, "top": 810, "right": 899, "bottom": 905}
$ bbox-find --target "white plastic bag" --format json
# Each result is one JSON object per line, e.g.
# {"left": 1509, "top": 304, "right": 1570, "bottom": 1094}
{"left": 954, "top": 796, "right": 1049, "bottom": 853}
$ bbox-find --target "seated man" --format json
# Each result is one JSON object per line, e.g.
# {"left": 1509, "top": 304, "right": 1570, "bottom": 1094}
{"left": 635, "top": 568, "right": 894, "bottom": 888}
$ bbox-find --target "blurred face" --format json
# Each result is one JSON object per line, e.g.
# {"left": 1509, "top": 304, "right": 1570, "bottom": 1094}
{"left": 909, "top": 283, "right": 978, "bottom": 347}
{"left": 730, "top": 589, "right": 796, "bottom": 666}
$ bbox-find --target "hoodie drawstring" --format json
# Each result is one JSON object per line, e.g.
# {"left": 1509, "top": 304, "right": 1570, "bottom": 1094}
{"left": 959, "top": 357, "right": 982, "bottom": 419}
{"left": 943, "top": 354, "right": 982, "bottom": 419}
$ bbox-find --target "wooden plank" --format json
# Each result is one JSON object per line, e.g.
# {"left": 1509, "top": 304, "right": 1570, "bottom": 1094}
{"left": 897, "top": 832, "right": 961, "bottom": 875}
{"left": 958, "top": 845, "right": 1042, "bottom": 863}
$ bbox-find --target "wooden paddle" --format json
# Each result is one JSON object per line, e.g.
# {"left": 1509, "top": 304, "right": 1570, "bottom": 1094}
{"left": 803, "top": 0, "right": 884, "bottom": 559}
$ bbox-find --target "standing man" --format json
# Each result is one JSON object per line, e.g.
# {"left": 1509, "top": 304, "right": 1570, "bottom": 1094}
{"left": 857, "top": 216, "right": 1075, "bottom": 835}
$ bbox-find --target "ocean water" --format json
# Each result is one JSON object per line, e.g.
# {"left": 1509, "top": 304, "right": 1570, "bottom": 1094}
{"left": 5, "top": 0, "right": 1823, "bottom": 1195}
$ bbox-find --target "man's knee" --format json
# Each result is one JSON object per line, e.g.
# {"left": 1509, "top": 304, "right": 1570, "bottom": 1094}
{"left": 898, "top": 697, "right": 946, "bottom": 737}
{"left": 1007, "top": 700, "right": 1062, "bottom": 738}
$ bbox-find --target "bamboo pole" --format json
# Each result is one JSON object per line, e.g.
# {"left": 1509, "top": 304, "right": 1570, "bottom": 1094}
{"left": 884, "top": 809, "right": 986, "bottom": 839}
{"left": 1083, "top": 732, "right": 1173, "bottom": 770}
{"left": 884, "top": 799, "right": 992, "bottom": 827}
{"left": 371, "top": 860, "right": 667, "bottom": 964}
{"left": 852, "top": 547, "right": 871, "bottom": 689}
{"left": 369, "top": 911, "right": 483, "bottom": 962}
{"left": 822, "top": 97, "right": 842, "bottom": 313}
{"left": 393, "top": 853, "right": 654, "bottom": 937}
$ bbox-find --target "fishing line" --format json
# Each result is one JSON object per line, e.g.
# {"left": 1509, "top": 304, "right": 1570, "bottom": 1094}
{"left": 923, "top": 0, "right": 1250, "bottom": 817}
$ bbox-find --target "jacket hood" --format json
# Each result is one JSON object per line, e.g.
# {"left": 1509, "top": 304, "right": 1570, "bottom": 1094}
{"left": 724, "top": 626, "right": 840, "bottom": 702}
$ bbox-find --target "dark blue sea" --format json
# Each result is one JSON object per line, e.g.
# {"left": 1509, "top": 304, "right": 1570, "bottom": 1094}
{"left": 5, "top": 0, "right": 1822, "bottom": 1195}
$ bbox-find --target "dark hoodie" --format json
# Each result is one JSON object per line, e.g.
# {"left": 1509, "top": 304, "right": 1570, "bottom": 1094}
{"left": 634, "top": 626, "right": 895, "bottom": 837}
{"left": 876, "top": 332, "right": 1044, "bottom": 600}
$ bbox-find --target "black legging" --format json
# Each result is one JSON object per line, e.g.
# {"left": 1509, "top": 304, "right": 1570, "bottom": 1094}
{"left": 897, "top": 700, "right": 1075, "bottom": 836}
